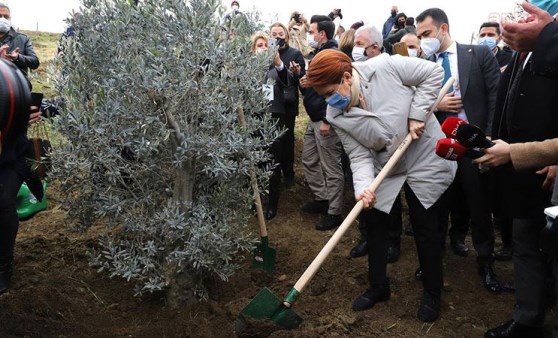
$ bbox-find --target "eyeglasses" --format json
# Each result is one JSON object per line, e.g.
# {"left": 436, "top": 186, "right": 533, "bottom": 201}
{"left": 0, "top": 14, "right": 10, "bottom": 19}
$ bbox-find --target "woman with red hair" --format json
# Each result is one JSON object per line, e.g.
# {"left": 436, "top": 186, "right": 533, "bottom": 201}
{"left": 304, "top": 49, "right": 456, "bottom": 322}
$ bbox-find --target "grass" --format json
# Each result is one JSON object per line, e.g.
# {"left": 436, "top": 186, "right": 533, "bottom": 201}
{"left": 23, "top": 30, "right": 60, "bottom": 98}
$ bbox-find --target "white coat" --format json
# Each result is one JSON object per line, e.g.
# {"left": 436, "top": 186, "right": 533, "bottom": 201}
{"left": 326, "top": 54, "right": 457, "bottom": 213}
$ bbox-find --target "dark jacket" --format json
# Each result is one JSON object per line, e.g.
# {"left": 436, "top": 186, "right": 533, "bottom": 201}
{"left": 495, "top": 46, "right": 513, "bottom": 69}
{"left": 382, "top": 14, "right": 397, "bottom": 39}
{"left": 267, "top": 45, "right": 305, "bottom": 116}
{"left": 0, "top": 28, "right": 39, "bottom": 77}
{"left": 429, "top": 43, "right": 500, "bottom": 136}
{"left": 491, "top": 22, "right": 558, "bottom": 217}
{"left": 302, "top": 39, "right": 338, "bottom": 122}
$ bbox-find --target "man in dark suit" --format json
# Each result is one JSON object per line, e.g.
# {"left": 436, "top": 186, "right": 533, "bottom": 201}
{"left": 416, "top": 8, "right": 502, "bottom": 293}
{"left": 482, "top": 2, "right": 558, "bottom": 337}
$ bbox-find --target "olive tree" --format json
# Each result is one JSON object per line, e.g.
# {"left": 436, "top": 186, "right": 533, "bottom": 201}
{"left": 51, "top": 0, "right": 279, "bottom": 306}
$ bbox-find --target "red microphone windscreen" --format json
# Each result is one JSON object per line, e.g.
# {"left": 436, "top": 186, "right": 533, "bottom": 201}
{"left": 440, "top": 117, "right": 468, "bottom": 138}
{"left": 435, "top": 138, "right": 467, "bottom": 161}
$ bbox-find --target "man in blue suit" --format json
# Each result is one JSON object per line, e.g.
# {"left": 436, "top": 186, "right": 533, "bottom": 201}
{"left": 416, "top": 8, "right": 502, "bottom": 294}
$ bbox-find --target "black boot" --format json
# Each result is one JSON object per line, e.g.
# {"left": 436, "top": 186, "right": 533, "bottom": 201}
{"left": 0, "top": 263, "right": 13, "bottom": 295}
{"left": 417, "top": 289, "right": 441, "bottom": 322}
{"left": 485, "top": 319, "right": 543, "bottom": 338}
{"left": 352, "top": 281, "right": 390, "bottom": 311}
{"left": 478, "top": 262, "right": 502, "bottom": 294}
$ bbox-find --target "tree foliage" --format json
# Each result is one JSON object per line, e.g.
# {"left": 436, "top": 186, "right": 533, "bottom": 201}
{"left": 51, "top": 0, "right": 279, "bottom": 302}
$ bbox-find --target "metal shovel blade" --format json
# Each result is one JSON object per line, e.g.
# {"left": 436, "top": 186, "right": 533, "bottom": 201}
{"left": 252, "top": 236, "right": 276, "bottom": 273}
{"left": 235, "top": 287, "right": 303, "bottom": 335}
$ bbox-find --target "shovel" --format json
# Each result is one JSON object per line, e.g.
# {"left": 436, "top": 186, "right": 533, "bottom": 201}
{"left": 237, "top": 108, "right": 276, "bottom": 273}
{"left": 235, "top": 78, "right": 455, "bottom": 333}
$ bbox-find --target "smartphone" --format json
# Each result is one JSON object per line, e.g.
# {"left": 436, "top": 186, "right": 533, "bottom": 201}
{"left": 393, "top": 42, "right": 409, "bottom": 57}
{"left": 31, "top": 92, "right": 43, "bottom": 108}
{"left": 268, "top": 38, "right": 277, "bottom": 49}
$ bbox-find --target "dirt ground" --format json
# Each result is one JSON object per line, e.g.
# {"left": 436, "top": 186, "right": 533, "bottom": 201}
{"left": 0, "top": 139, "right": 521, "bottom": 338}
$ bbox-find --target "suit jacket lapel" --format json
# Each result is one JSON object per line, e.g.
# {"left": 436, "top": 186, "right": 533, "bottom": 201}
{"left": 457, "top": 43, "right": 472, "bottom": 99}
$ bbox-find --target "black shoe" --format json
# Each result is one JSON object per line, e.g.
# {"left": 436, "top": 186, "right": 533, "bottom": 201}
{"left": 301, "top": 200, "right": 329, "bottom": 214}
{"left": 350, "top": 240, "right": 368, "bottom": 258}
{"left": 265, "top": 207, "right": 277, "bottom": 221}
{"left": 414, "top": 267, "right": 423, "bottom": 281}
{"left": 485, "top": 319, "right": 543, "bottom": 338}
{"left": 352, "top": 282, "right": 390, "bottom": 311}
{"left": 315, "top": 214, "right": 343, "bottom": 231}
{"left": 478, "top": 263, "right": 502, "bottom": 294}
{"left": 417, "top": 290, "right": 441, "bottom": 322}
{"left": 0, "top": 264, "right": 13, "bottom": 295}
{"left": 494, "top": 247, "right": 512, "bottom": 261}
{"left": 386, "top": 243, "right": 401, "bottom": 263}
{"left": 450, "top": 240, "right": 469, "bottom": 257}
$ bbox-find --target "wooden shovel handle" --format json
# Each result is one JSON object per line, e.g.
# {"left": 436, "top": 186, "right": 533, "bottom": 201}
{"left": 286, "top": 78, "right": 455, "bottom": 305}
{"left": 237, "top": 108, "right": 267, "bottom": 238}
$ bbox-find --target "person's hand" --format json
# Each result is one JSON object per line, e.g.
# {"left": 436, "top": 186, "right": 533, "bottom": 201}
{"left": 319, "top": 121, "right": 331, "bottom": 137}
{"left": 473, "top": 139, "right": 511, "bottom": 167}
{"left": 358, "top": 92, "right": 368, "bottom": 110}
{"left": 29, "top": 106, "right": 42, "bottom": 125}
{"left": 501, "top": 1, "right": 554, "bottom": 52}
{"left": 408, "top": 119, "right": 425, "bottom": 140}
{"left": 436, "top": 90, "right": 463, "bottom": 113}
{"left": 537, "top": 165, "right": 556, "bottom": 191}
{"left": 299, "top": 75, "right": 308, "bottom": 88}
{"left": 0, "top": 44, "right": 9, "bottom": 58}
{"left": 289, "top": 61, "right": 301, "bottom": 77}
{"left": 4, "top": 47, "right": 19, "bottom": 62}
{"left": 273, "top": 50, "right": 282, "bottom": 67}
{"left": 357, "top": 188, "right": 377, "bottom": 209}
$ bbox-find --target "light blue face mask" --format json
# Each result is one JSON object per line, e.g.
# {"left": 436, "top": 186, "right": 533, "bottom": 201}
{"left": 479, "top": 37, "right": 497, "bottom": 50}
{"left": 326, "top": 91, "right": 350, "bottom": 109}
{"left": 530, "top": 0, "right": 558, "bottom": 16}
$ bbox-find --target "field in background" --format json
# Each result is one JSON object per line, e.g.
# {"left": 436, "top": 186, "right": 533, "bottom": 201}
{"left": 24, "top": 30, "right": 60, "bottom": 97}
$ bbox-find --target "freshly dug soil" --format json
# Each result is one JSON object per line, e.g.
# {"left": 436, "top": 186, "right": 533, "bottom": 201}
{"left": 0, "top": 140, "right": 518, "bottom": 338}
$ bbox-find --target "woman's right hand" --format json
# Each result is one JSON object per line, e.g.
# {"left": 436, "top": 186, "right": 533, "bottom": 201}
{"left": 357, "top": 188, "right": 377, "bottom": 209}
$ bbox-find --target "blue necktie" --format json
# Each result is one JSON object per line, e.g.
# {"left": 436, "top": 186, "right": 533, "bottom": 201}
{"left": 439, "top": 52, "right": 454, "bottom": 92}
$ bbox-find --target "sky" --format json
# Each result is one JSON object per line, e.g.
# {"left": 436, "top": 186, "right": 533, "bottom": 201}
{"left": 6, "top": 0, "right": 520, "bottom": 43}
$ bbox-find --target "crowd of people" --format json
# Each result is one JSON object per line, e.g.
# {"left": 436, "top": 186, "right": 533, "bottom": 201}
{"left": 246, "top": 1, "right": 558, "bottom": 336}
{"left": 0, "top": 0, "right": 557, "bottom": 336}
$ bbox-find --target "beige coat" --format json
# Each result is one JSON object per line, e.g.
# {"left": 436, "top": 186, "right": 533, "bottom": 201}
{"left": 326, "top": 54, "right": 457, "bottom": 213}
{"left": 510, "top": 138, "right": 558, "bottom": 171}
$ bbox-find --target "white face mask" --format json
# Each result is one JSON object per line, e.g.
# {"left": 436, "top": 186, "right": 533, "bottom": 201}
{"left": 307, "top": 34, "right": 318, "bottom": 49}
{"left": 420, "top": 28, "right": 443, "bottom": 57}
{"left": 352, "top": 46, "right": 368, "bottom": 62}
{"left": 407, "top": 48, "right": 418, "bottom": 58}
{"left": 0, "top": 18, "right": 11, "bottom": 33}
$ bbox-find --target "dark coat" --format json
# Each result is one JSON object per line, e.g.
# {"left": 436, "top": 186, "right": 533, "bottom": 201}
{"left": 491, "top": 22, "right": 558, "bottom": 217}
{"left": 0, "top": 28, "right": 39, "bottom": 77}
{"left": 267, "top": 45, "right": 305, "bottom": 116}
{"left": 302, "top": 39, "right": 338, "bottom": 122}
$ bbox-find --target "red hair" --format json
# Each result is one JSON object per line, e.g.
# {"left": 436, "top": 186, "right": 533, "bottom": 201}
{"left": 305, "top": 49, "right": 352, "bottom": 87}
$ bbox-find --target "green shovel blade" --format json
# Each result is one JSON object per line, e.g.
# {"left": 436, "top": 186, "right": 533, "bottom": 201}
{"left": 235, "top": 287, "right": 303, "bottom": 335}
{"left": 252, "top": 236, "right": 276, "bottom": 273}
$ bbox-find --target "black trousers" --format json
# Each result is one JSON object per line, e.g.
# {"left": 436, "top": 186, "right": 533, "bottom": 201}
{"left": 0, "top": 158, "right": 26, "bottom": 266}
{"left": 441, "top": 158, "right": 495, "bottom": 263}
{"left": 364, "top": 184, "right": 444, "bottom": 293}
{"left": 358, "top": 192, "right": 402, "bottom": 245}
{"left": 512, "top": 216, "right": 552, "bottom": 327}
{"left": 267, "top": 114, "right": 296, "bottom": 209}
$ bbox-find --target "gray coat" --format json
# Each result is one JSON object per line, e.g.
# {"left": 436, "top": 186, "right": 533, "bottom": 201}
{"left": 326, "top": 54, "right": 457, "bottom": 213}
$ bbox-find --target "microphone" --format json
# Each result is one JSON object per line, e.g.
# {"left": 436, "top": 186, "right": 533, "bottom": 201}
{"left": 435, "top": 138, "right": 484, "bottom": 160}
{"left": 455, "top": 124, "right": 495, "bottom": 149}
{"left": 440, "top": 117, "right": 468, "bottom": 138}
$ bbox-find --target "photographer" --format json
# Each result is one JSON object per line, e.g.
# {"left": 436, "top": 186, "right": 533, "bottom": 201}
{"left": 251, "top": 23, "right": 305, "bottom": 220}
{"left": 0, "top": 58, "right": 39, "bottom": 294}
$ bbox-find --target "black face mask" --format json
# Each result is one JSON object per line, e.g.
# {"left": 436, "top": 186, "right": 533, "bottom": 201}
{"left": 277, "top": 38, "right": 286, "bottom": 48}
{"left": 391, "top": 10, "right": 397, "bottom": 16}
